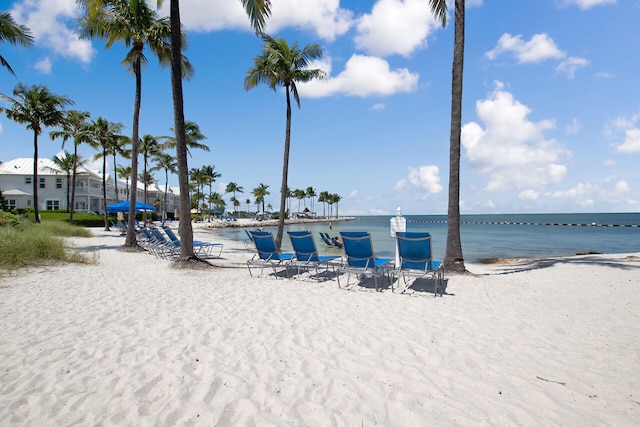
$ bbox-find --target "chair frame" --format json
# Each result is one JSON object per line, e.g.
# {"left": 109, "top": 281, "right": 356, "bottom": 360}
{"left": 287, "top": 230, "right": 342, "bottom": 284}
{"left": 393, "top": 231, "right": 444, "bottom": 297}
{"left": 247, "top": 231, "right": 294, "bottom": 279}
{"left": 161, "top": 225, "right": 223, "bottom": 258}
{"left": 339, "top": 231, "right": 392, "bottom": 291}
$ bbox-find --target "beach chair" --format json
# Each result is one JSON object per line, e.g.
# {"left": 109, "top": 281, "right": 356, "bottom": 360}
{"left": 160, "top": 225, "right": 223, "bottom": 258}
{"left": 319, "top": 232, "right": 334, "bottom": 247}
{"left": 287, "top": 230, "right": 342, "bottom": 284}
{"left": 339, "top": 231, "right": 393, "bottom": 291}
{"left": 393, "top": 231, "right": 444, "bottom": 297}
{"left": 244, "top": 229, "right": 255, "bottom": 250}
{"left": 247, "top": 230, "right": 294, "bottom": 279}
{"left": 148, "top": 227, "right": 181, "bottom": 260}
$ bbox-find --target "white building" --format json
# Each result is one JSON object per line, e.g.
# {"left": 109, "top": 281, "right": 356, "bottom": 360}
{"left": 0, "top": 157, "right": 180, "bottom": 215}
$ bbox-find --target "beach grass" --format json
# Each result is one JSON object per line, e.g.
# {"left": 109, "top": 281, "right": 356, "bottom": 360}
{"left": 0, "top": 212, "right": 92, "bottom": 269}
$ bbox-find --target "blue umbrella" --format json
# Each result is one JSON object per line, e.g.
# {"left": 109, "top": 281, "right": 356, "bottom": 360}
{"left": 106, "top": 200, "right": 155, "bottom": 213}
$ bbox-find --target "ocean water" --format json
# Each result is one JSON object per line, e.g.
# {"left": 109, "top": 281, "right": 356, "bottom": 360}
{"left": 203, "top": 213, "right": 640, "bottom": 262}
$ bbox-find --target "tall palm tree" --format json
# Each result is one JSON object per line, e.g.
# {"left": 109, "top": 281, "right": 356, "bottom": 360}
{"left": 161, "top": 0, "right": 269, "bottom": 260}
{"left": 0, "top": 11, "right": 34, "bottom": 77}
{"left": 245, "top": 34, "right": 326, "bottom": 248}
{"left": 330, "top": 193, "right": 342, "bottom": 218}
{"left": 116, "top": 164, "right": 132, "bottom": 199}
{"left": 49, "top": 109, "right": 92, "bottom": 223}
{"left": 79, "top": 0, "right": 193, "bottom": 247}
{"left": 162, "top": 120, "right": 210, "bottom": 156}
{"left": 0, "top": 83, "right": 72, "bottom": 223}
{"left": 46, "top": 151, "right": 85, "bottom": 212}
{"left": 306, "top": 186, "right": 316, "bottom": 213}
{"left": 225, "top": 182, "right": 243, "bottom": 216}
{"left": 252, "top": 183, "right": 269, "bottom": 214}
{"left": 428, "top": 0, "right": 466, "bottom": 273}
{"left": 318, "top": 190, "right": 330, "bottom": 218}
{"left": 108, "top": 135, "right": 131, "bottom": 202}
{"left": 150, "top": 152, "right": 176, "bottom": 223}
{"left": 201, "top": 165, "right": 221, "bottom": 213}
{"left": 139, "top": 134, "right": 161, "bottom": 207}
{"left": 293, "top": 188, "right": 305, "bottom": 214}
{"left": 89, "top": 116, "right": 124, "bottom": 230}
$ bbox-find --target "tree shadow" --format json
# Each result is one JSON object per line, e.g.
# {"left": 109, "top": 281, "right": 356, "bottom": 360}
{"left": 477, "top": 254, "right": 640, "bottom": 276}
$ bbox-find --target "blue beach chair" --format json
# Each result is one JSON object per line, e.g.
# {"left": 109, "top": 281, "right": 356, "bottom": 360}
{"left": 394, "top": 231, "right": 444, "bottom": 296}
{"left": 287, "top": 230, "right": 342, "bottom": 284}
{"left": 339, "top": 231, "right": 392, "bottom": 291}
{"left": 247, "top": 230, "right": 294, "bottom": 278}
{"left": 160, "top": 225, "right": 223, "bottom": 258}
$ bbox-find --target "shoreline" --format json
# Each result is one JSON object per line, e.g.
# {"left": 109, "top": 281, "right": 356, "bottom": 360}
{"left": 1, "top": 229, "right": 639, "bottom": 425}
{"left": 192, "top": 216, "right": 355, "bottom": 229}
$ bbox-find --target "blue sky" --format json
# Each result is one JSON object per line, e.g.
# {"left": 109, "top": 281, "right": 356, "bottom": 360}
{"left": 1, "top": 0, "right": 639, "bottom": 215}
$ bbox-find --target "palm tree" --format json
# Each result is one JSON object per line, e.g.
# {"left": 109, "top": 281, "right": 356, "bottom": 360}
{"left": 161, "top": 0, "right": 269, "bottom": 260}
{"left": 79, "top": 0, "right": 193, "bottom": 247}
{"left": 49, "top": 110, "right": 92, "bottom": 223}
{"left": 116, "top": 164, "right": 132, "bottom": 199}
{"left": 245, "top": 198, "right": 251, "bottom": 216}
{"left": 306, "top": 186, "right": 316, "bottom": 213}
{"left": 293, "top": 188, "right": 305, "bottom": 214}
{"left": 225, "top": 182, "right": 244, "bottom": 216}
{"left": 162, "top": 120, "right": 210, "bottom": 156}
{"left": 428, "top": 0, "right": 466, "bottom": 273}
{"left": 139, "top": 134, "right": 161, "bottom": 208}
{"left": 109, "top": 135, "right": 131, "bottom": 202}
{"left": 0, "top": 83, "right": 72, "bottom": 223}
{"left": 46, "top": 151, "right": 85, "bottom": 212}
{"left": 245, "top": 34, "right": 326, "bottom": 248}
{"left": 150, "top": 152, "right": 177, "bottom": 223}
{"left": 252, "top": 183, "right": 270, "bottom": 214}
{"left": 89, "top": 116, "right": 124, "bottom": 230}
{"left": 0, "top": 11, "right": 34, "bottom": 77}
{"left": 318, "top": 190, "right": 330, "bottom": 218}
{"left": 201, "top": 165, "right": 221, "bottom": 213}
{"left": 330, "top": 193, "right": 342, "bottom": 218}
{"left": 189, "top": 167, "right": 206, "bottom": 214}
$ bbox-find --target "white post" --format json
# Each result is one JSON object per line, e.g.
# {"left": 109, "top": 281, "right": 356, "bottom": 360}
{"left": 390, "top": 207, "right": 406, "bottom": 266}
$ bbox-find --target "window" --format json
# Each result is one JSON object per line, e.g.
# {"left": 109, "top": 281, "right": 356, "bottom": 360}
{"left": 56, "top": 178, "right": 62, "bottom": 189}
{"left": 46, "top": 200, "right": 60, "bottom": 211}
{"left": 8, "top": 200, "right": 16, "bottom": 210}
{"left": 25, "top": 177, "right": 32, "bottom": 184}
{"left": 39, "top": 177, "right": 46, "bottom": 189}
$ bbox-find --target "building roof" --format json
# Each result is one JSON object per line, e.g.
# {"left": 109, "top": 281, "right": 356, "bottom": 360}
{"left": 0, "top": 157, "right": 101, "bottom": 179}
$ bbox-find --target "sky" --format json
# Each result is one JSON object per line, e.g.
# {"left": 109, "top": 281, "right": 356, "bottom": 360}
{"left": 1, "top": 0, "right": 639, "bottom": 216}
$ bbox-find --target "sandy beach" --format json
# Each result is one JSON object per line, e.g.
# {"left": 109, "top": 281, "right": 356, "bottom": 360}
{"left": 1, "top": 227, "right": 639, "bottom": 426}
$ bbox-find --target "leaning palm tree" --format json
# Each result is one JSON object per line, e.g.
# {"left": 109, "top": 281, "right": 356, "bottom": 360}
{"left": 49, "top": 109, "right": 92, "bottom": 223}
{"left": 428, "top": 0, "right": 466, "bottom": 273}
{"left": 150, "top": 152, "right": 176, "bottom": 223}
{"left": 89, "top": 116, "right": 124, "bottom": 230}
{"left": 0, "top": 83, "right": 72, "bottom": 223}
{"left": 245, "top": 34, "right": 326, "bottom": 248}
{"left": 160, "top": 0, "right": 269, "bottom": 260}
{"left": 79, "top": 0, "right": 193, "bottom": 248}
{"left": 0, "top": 11, "right": 34, "bottom": 78}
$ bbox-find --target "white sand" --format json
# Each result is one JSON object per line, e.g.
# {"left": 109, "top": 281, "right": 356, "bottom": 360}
{"left": 1, "top": 228, "right": 639, "bottom": 426}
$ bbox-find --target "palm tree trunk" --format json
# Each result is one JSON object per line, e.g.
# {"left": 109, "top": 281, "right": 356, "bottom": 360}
{"left": 444, "top": 0, "right": 466, "bottom": 273}
{"left": 33, "top": 131, "right": 40, "bottom": 223}
{"left": 124, "top": 59, "right": 142, "bottom": 247}
{"left": 65, "top": 172, "right": 71, "bottom": 211}
{"left": 113, "top": 152, "right": 119, "bottom": 202}
{"left": 163, "top": 169, "right": 168, "bottom": 225}
{"left": 275, "top": 86, "right": 292, "bottom": 250}
{"left": 70, "top": 142, "right": 78, "bottom": 224}
{"left": 170, "top": 0, "right": 195, "bottom": 259}
{"left": 102, "top": 152, "right": 109, "bottom": 231}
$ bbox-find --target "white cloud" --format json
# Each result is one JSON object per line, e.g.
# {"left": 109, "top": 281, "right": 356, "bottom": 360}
{"left": 300, "top": 55, "right": 419, "bottom": 98}
{"left": 159, "top": 0, "right": 353, "bottom": 40}
{"left": 486, "top": 33, "right": 565, "bottom": 63}
{"left": 354, "top": 0, "right": 442, "bottom": 57}
{"left": 461, "top": 82, "right": 569, "bottom": 195}
{"left": 519, "top": 189, "right": 540, "bottom": 200}
{"left": 11, "top": 0, "right": 95, "bottom": 64}
{"left": 407, "top": 165, "right": 443, "bottom": 193}
{"left": 565, "top": 118, "right": 580, "bottom": 135}
{"left": 556, "top": 56, "right": 590, "bottom": 78}
{"left": 617, "top": 128, "right": 640, "bottom": 153}
{"left": 34, "top": 57, "right": 52, "bottom": 74}
{"left": 615, "top": 179, "right": 630, "bottom": 193}
{"left": 394, "top": 179, "right": 407, "bottom": 191}
{"left": 557, "top": 0, "right": 617, "bottom": 10}
{"left": 372, "top": 103, "right": 386, "bottom": 111}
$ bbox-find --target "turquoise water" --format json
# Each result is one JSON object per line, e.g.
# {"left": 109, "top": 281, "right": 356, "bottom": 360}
{"left": 203, "top": 213, "right": 640, "bottom": 262}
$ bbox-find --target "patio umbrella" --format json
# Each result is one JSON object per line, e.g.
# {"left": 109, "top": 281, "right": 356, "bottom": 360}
{"left": 106, "top": 200, "right": 155, "bottom": 213}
